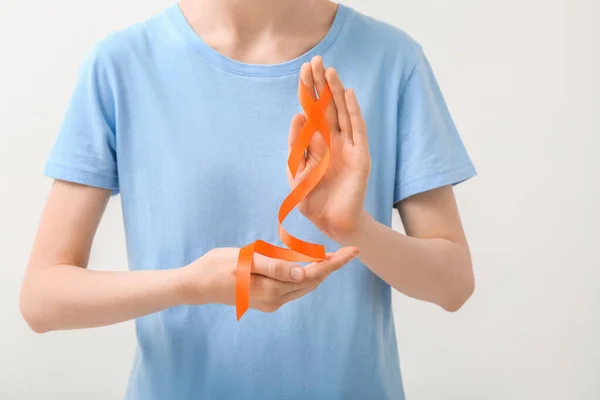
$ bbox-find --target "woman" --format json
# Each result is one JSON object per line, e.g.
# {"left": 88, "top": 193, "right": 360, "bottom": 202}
{"left": 20, "top": 0, "right": 476, "bottom": 398}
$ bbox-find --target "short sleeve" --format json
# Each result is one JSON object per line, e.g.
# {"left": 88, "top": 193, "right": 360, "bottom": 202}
{"left": 394, "top": 49, "right": 476, "bottom": 204}
{"left": 45, "top": 44, "right": 119, "bottom": 195}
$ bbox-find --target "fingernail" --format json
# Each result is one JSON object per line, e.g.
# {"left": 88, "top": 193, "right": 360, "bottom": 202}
{"left": 290, "top": 267, "right": 304, "bottom": 281}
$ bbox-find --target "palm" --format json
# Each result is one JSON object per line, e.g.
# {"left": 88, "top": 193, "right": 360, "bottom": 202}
{"left": 288, "top": 59, "right": 371, "bottom": 242}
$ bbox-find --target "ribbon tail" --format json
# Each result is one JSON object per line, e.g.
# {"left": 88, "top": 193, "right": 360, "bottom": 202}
{"left": 236, "top": 243, "right": 254, "bottom": 320}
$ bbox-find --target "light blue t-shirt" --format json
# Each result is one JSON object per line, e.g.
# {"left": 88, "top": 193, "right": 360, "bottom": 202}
{"left": 45, "top": 4, "right": 475, "bottom": 399}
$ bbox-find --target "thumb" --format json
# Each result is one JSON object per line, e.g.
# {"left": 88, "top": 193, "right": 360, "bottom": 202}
{"left": 252, "top": 254, "right": 306, "bottom": 283}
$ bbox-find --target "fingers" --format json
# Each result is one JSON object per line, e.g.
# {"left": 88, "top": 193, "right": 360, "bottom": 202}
{"left": 304, "top": 246, "right": 359, "bottom": 282}
{"left": 288, "top": 114, "right": 307, "bottom": 151}
{"left": 287, "top": 113, "right": 307, "bottom": 179}
{"left": 251, "top": 247, "right": 355, "bottom": 286}
{"left": 299, "top": 62, "right": 316, "bottom": 101}
{"left": 252, "top": 254, "right": 306, "bottom": 283}
{"left": 250, "top": 248, "right": 358, "bottom": 314}
{"left": 325, "top": 67, "right": 352, "bottom": 142}
{"left": 266, "top": 247, "right": 358, "bottom": 310}
{"left": 301, "top": 58, "right": 365, "bottom": 149}
{"left": 299, "top": 61, "right": 331, "bottom": 166}
{"left": 345, "top": 89, "right": 369, "bottom": 150}
{"left": 311, "top": 56, "right": 340, "bottom": 131}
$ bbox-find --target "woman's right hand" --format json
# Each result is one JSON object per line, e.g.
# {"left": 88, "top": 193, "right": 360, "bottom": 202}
{"left": 178, "top": 246, "right": 358, "bottom": 313}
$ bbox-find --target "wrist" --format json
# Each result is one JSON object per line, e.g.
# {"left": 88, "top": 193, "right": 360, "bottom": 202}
{"left": 168, "top": 267, "right": 193, "bottom": 306}
{"left": 337, "top": 210, "right": 375, "bottom": 247}
{"left": 172, "top": 257, "right": 212, "bottom": 306}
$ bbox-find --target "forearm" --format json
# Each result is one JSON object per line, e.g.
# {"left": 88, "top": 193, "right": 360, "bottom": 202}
{"left": 20, "top": 265, "right": 189, "bottom": 333}
{"left": 344, "top": 212, "right": 474, "bottom": 311}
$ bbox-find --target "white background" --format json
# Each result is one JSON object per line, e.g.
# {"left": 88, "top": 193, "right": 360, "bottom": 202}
{"left": 1, "top": 0, "right": 598, "bottom": 399}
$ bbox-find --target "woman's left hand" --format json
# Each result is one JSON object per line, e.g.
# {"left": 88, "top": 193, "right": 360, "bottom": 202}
{"left": 287, "top": 56, "right": 371, "bottom": 244}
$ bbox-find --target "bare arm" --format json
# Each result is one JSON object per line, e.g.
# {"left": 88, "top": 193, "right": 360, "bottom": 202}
{"left": 344, "top": 185, "right": 474, "bottom": 312}
{"left": 20, "top": 180, "right": 356, "bottom": 333}
{"left": 20, "top": 181, "right": 188, "bottom": 332}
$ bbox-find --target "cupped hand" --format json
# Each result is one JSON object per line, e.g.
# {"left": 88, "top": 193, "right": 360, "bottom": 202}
{"left": 179, "top": 246, "right": 358, "bottom": 313}
{"left": 288, "top": 56, "right": 371, "bottom": 244}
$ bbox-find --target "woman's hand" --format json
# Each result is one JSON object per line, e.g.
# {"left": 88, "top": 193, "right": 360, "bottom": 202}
{"left": 288, "top": 56, "right": 371, "bottom": 244}
{"left": 179, "top": 246, "right": 358, "bottom": 313}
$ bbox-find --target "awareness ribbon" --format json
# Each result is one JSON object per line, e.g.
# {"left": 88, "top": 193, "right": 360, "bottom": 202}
{"left": 235, "top": 83, "right": 333, "bottom": 320}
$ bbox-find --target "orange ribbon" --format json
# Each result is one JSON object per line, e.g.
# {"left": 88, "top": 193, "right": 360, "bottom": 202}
{"left": 235, "top": 83, "right": 333, "bottom": 320}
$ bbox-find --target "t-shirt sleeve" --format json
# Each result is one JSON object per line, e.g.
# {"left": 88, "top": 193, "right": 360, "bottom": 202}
{"left": 45, "top": 44, "right": 119, "bottom": 195}
{"left": 394, "top": 48, "right": 476, "bottom": 204}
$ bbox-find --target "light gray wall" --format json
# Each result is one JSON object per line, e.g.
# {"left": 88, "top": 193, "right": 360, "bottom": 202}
{"left": 1, "top": 0, "right": 598, "bottom": 398}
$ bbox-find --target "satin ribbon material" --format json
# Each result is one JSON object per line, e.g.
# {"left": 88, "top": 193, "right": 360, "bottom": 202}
{"left": 235, "top": 83, "right": 333, "bottom": 320}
